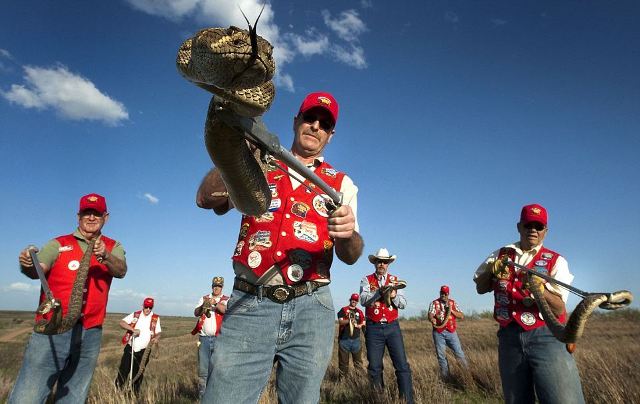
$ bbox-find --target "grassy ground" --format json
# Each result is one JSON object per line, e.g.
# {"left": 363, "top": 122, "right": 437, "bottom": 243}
{"left": 0, "top": 309, "right": 638, "bottom": 403}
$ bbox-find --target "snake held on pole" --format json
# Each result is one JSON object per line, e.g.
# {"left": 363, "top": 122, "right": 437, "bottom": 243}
{"left": 176, "top": 15, "right": 276, "bottom": 217}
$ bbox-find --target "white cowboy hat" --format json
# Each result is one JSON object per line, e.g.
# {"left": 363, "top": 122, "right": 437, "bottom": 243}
{"left": 368, "top": 248, "right": 397, "bottom": 264}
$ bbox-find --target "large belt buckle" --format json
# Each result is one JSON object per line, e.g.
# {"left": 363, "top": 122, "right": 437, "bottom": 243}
{"left": 270, "top": 285, "right": 294, "bottom": 303}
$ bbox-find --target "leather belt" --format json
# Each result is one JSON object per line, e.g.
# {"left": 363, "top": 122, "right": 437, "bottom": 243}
{"left": 233, "top": 278, "right": 325, "bottom": 304}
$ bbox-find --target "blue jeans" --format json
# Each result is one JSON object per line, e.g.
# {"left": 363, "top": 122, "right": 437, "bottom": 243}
{"left": 365, "top": 321, "right": 414, "bottom": 404}
{"left": 339, "top": 337, "right": 361, "bottom": 353}
{"left": 198, "top": 335, "right": 216, "bottom": 399}
{"left": 203, "top": 285, "right": 335, "bottom": 404}
{"left": 498, "top": 323, "right": 585, "bottom": 404}
{"left": 9, "top": 323, "right": 103, "bottom": 404}
{"left": 432, "top": 329, "right": 467, "bottom": 377}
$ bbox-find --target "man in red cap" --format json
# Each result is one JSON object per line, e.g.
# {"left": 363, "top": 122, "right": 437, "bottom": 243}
{"left": 336, "top": 293, "right": 366, "bottom": 378}
{"left": 427, "top": 285, "right": 467, "bottom": 378}
{"left": 116, "top": 297, "right": 161, "bottom": 394}
{"left": 196, "top": 92, "right": 363, "bottom": 403}
{"left": 473, "top": 203, "right": 585, "bottom": 403}
{"left": 11, "top": 193, "right": 127, "bottom": 403}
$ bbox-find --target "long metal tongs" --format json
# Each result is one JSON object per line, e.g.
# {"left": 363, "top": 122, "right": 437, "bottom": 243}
{"left": 502, "top": 256, "right": 633, "bottom": 309}
{"left": 214, "top": 106, "right": 343, "bottom": 210}
{"left": 28, "top": 246, "right": 60, "bottom": 314}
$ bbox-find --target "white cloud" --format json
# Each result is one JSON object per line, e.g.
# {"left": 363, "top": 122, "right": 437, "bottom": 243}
{"left": 331, "top": 44, "right": 367, "bottom": 69}
{"left": 491, "top": 18, "right": 507, "bottom": 26}
{"left": 322, "top": 10, "right": 367, "bottom": 43}
{"left": 0, "top": 48, "right": 13, "bottom": 60}
{"left": 3, "top": 282, "right": 40, "bottom": 293}
{"left": 110, "top": 288, "right": 147, "bottom": 300}
{"left": 445, "top": 11, "right": 459, "bottom": 24}
{"left": 126, "top": 1, "right": 370, "bottom": 91}
{"left": 1, "top": 65, "right": 129, "bottom": 125}
{"left": 143, "top": 193, "right": 160, "bottom": 204}
{"left": 360, "top": 0, "right": 373, "bottom": 9}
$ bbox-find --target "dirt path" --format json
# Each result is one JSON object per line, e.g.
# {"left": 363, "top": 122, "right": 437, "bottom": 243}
{"left": 0, "top": 326, "right": 32, "bottom": 342}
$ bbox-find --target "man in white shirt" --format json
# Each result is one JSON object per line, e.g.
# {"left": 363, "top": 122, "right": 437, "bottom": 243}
{"left": 192, "top": 276, "right": 228, "bottom": 399}
{"left": 115, "top": 297, "right": 161, "bottom": 394}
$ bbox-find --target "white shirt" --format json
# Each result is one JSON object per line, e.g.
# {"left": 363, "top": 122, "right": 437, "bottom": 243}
{"left": 195, "top": 293, "right": 228, "bottom": 336}
{"left": 122, "top": 310, "right": 161, "bottom": 352}
{"left": 473, "top": 242, "right": 574, "bottom": 302}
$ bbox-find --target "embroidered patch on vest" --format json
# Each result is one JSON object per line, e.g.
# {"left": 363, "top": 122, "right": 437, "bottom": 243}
{"left": 312, "top": 195, "right": 330, "bottom": 217}
{"left": 268, "top": 184, "right": 278, "bottom": 198}
{"left": 249, "top": 231, "right": 272, "bottom": 251}
{"left": 247, "top": 251, "right": 262, "bottom": 268}
{"left": 496, "top": 308, "right": 510, "bottom": 321}
{"left": 535, "top": 260, "right": 548, "bottom": 267}
{"left": 495, "top": 292, "right": 510, "bottom": 305}
{"left": 233, "top": 241, "right": 244, "bottom": 256}
{"left": 321, "top": 168, "right": 337, "bottom": 177}
{"left": 520, "top": 312, "right": 536, "bottom": 326}
{"left": 239, "top": 223, "right": 250, "bottom": 239}
{"left": 269, "top": 198, "right": 281, "bottom": 212}
{"left": 58, "top": 245, "right": 73, "bottom": 252}
{"left": 287, "top": 264, "right": 304, "bottom": 282}
{"left": 291, "top": 202, "right": 310, "bottom": 218}
{"left": 498, "top": 280, "right": 508, "bottom": 290}
{"left": 542, "top": 252, "right": 554, "bottom": 259}
{"left": 255, "top": 212, "right": 274, "bottom": 223}
{"left": 68, "top": 260, "right": 80, "bottom": 271}
{"left": 293, "top": 221, "right": 319, "bottom": 243}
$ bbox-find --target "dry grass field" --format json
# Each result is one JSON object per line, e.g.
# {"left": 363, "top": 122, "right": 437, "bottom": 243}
{"left": 1, "top": 309, "right": 638, "bottom": 403}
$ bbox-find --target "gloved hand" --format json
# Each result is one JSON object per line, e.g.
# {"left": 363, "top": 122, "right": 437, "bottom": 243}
{"left": 487, "top": 258, "right": 509, "bottom": 279}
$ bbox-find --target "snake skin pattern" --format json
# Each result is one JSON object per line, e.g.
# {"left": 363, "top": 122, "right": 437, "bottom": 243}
{"left": 177, "top": 26, "right": 276, "bottom": 216}
{"left": 132, "top": 343, "right": 155, "bottom": 384}
{"left": 528, "top": 272, "right": 633, "bottom": 344}
{"left": 382, "top": 280, "right": 407, "bottom": 307}
{"left": 34, "top": 237, "right": 97, "bottom": 335}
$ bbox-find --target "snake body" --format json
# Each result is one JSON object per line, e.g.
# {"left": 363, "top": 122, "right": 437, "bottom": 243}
{"left": 132, "top": 343, "right": 155, "bottom": 384}
{"left": 382, "top": 280, "right": 407, "bottom": 307}
{"left": 177, "top": 26, "right": 276, "bottom": 216}
{"left": 528, "top": 272, "right": 633, "bottom": 344}
{"left": 34, "top": 238, "right": 96, "bottom": 335}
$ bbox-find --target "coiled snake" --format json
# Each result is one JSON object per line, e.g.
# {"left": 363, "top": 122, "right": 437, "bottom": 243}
{"left": 176, "top": 16, "right": 276, "bottom": 216}
{"left": 34, "top": 237, "right": 96, "bottom": 335}
{"left": 433, "top": 303, "right": 452, "bottom": 330}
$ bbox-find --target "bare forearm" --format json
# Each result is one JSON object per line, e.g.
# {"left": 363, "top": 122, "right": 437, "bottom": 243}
{"left": 196, "top": 168, "right": 232, "bottom": 215}
{"left": 474, "top": 270, "right": 493, "bottom": 294}
{"left": 103, "top": 254, "right": 127, "bottom": 278}
{"left": 335, "top": 231, "right": 364, "bottom": 265}
{"left": 543, "top": 290, "right": 566, "bottom": 316}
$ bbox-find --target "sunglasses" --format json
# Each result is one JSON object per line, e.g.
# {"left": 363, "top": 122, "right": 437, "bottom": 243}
{"left": 302, "top": 112, "right": 334, "bottom": 131}
{"left": 523, "top": 222, "right": 546, "bottom": 231}
{"left": 80, "top": 210, "right": 104, "bottom": 218}
{"left": 375, "top": 259, "right": 391, "bottom": 265}
{"left": 143, "top": 305, "right": 153, "bottom": 309}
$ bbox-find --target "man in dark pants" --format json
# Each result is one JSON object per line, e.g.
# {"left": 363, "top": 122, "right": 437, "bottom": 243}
{"left": 360, "top": 248, "right": 414, "bottom": 403}
{"left": 336, "top": 293, "right": 366, "bottom": 378}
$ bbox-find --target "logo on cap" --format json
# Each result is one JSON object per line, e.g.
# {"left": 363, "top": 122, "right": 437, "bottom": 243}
{"left": 88, "top": 196, "right": 98, "bottom": 202}
{"left": 531, "top": 207, "right": 541, "bottom": 215}
{"left": 317, "top": 96, "right": 331, "bottom": 106}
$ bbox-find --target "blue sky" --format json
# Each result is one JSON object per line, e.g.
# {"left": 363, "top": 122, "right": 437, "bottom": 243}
{"left": 1, "top": 1, "right": 638, "bottom": 318}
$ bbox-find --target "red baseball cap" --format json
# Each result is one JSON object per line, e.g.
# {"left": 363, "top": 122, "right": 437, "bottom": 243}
{"left": 350, "top": 293, "right": 359, "bottom": 301}
{"left": 520, "top": 203, "right": 547, "bottom": 226}
{"left": 143, "top": 297, "right": 154, "bottom": 308}
{"left": 440, "top": 285, "right": 450, "bottom": 294}
{"left": 298, "top": 92, "right": 339, "bottom": 127}
{"left": 79, "top": 193, "right": 107, "bottom": 214}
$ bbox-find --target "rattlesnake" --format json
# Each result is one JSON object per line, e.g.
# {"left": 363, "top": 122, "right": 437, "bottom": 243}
{"left": 528, "top": 272, "right": 633, "bottom": 344}
{"left": 34, "top": 237, "right": 96, "bottom": 335}
{"left": 176, "top": 18, "right": 276, "bottom": 216}
{"left": 433, "top": 303, "right": 452, "bottom": 330}
{"left": 132, "top": 342, "right": 156, "bottom": 384}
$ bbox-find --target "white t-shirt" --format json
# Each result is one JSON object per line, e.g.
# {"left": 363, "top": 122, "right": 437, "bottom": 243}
{"left": 195, "top": 294, "right": 228, "bottom": 336}
{"left": 122, "top": 311, "right": 161, "bottom": 352}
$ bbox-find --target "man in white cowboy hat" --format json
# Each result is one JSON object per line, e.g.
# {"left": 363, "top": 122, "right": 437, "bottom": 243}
{"left": 360, "top": 248, "right": 414, "bottom": 404}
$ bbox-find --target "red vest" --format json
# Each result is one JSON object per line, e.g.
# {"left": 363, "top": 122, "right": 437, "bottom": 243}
{"left": 191, "top": 294, "right": 229, "bottom": 336}
{"left": 35, "top": 234, "right": 116, "bottom": 329}
{"left": 493, "top": 246, "right": 567, "bottom": 331}
{"left": 338, "top": 305, "right": 365, "bottom": 337}
{"left": 431, "top": 298, "right": 458, "bottom": 333}
{"left": 122, "top": 311, "right": 160, "bottom": 344}
{"left": 232, "top": 160, "right": 345, "bottom": 285}
{"left": 364, "top": 273, "right": 400, "bottom": 324}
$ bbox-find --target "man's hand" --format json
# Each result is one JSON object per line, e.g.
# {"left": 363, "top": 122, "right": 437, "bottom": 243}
{"left": 93, "top": 236, "right": 109, "bottom": 262}
{"left": 133, "top": 329, "right": 141, "bottom": 337}
{"left": 328, "top": 204, "right": 355, "bottom": 239}
{"left": 18, "top": 246, "right": 37, "bottom": 267}
{"left": 487, "top": 258, "right": 509, "bottom": 279}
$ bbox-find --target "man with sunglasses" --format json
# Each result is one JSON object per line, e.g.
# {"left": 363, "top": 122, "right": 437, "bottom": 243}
{"left": 196, "top": 92, "right": 363, "bottom": 403}
{"left": 473, "top": 203, "right": 585, "bottom": 404}
{"left": 116, "top": 297, "right": 161, "bottom": 394}
{"left": 192, "top": 276, "right": 228, "bottom": 399}
{"left": 11, "top": 193, "right": 127, "bottom": 403}
{"left": 428, "top": 285, "right": 468, "bottom": 379}
{"left": 359, "top": 248, "right": 414, "bottom": 404}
